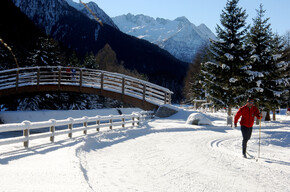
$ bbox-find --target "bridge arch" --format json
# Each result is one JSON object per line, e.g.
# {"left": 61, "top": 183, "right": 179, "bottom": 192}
{"left": 0, "top": 66, "right": 173, "bottom": 110}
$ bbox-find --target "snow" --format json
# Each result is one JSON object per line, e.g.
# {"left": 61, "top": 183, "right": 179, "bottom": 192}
{"left": 246, "top": 70, "right": 264, "bottom": 81}
{"left": 256, "top": 80, "right": 262, "bottom": 87}
{"left": 0, "top": 108, "right": 289, "bottom": 192}
{"left": 224, "top": 53, "right": 234, "bottom": 61}
{"left": 229, "top": 77, "right": 237, "bottom": 83}
{"left": 0, "top": 108, "right": 141, "bottom": 124}
{"left": 273, "top": 54, "right": 282, "bottom": 61}
{"left": 251, "top": 54, "right": 260, "bottom": 62}
{"left": 186, "top": 112, "right": 212, "bottom": 125}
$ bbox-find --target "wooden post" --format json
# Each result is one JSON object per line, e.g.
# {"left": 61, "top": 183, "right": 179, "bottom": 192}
{"left": 50, "top": 119, "right": 56, "bottom": 142}
{"left": 122, "top": 114, "right": 125, "bottom": 128}
{"left": 100, "top": 73, "right": 104, "bottom": 93}
{"left": 109, "top": 115, "right": 113, "bottom": 130}
{"left": 83, "top": 116, "right": 88, "bottom": 135}
{"left": 37, "top": 67, "right": 40, "bottom": 89}
{"left": 169, "top": 93, "right": 172, "bottom": 104}
{"left": 142, "top": 84, "right": 146, "bottom": 104}
{"left": 132, "top": 115, "right": 135, "bottom": 127}
{"left": 96, "top": 120, "right": 100, "bottom": 132}
{"left": 96, "top": 115, "right": 100, "bottom": 132}
{"left": 164, "top": 91, "right": 167, "bottom": 104}
{"left": 22, "top": 121, "right": 31, "bottom": 148}
{"left": 122, "top": 77, "right": 125, "bottom": 98}
{"left": 137, "top": 116, "right": 140, "bottom": 126}
{"left": 68, "top": 117, "right": 73, "bottom": 138}
{"left": 58, "top": 67, "right": 61, "bottom": 90}
{"left": 68, "top": 124, "right": 73, "bottom": 138}
{"left": 16, "top": 69, "right": 19, "bottom": 91}
{"left": 79, "top": 69, "right": 83, "bottom": 91}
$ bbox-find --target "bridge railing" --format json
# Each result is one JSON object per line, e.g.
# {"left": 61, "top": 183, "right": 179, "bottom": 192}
{"left": 0, "top": 66, "right": 173, "bottom": 105}
{"left": 0, "top": 111, "right": 154, "bottom": 148}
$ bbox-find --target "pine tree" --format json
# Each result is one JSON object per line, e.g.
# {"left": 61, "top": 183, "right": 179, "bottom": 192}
{"left": 270, "top": 35, "right": 288, "bottom": 105}
{"left": 183, "top": 46, "right": 208, "bottom": 103}
{"left": 83, "top": 51, "right": 99, "bottom": 69}
{"left": 68, "top": 51, "right": 81, "bottom": 67}
{"left": 26, "top": 37, "right": 63, "bottom": 66}
{"left": 247, "top": 5, "right": 289, "bottom": 120}
{"left": 245, "top": 4, "right": 273, "bottom": 117}
{"left": 0, "top": 42, "right": 14, "bottom": 70}
{"left": 282, "top": 31, "right": 290, "bottom": 110}
{"left": 202, "top": 0, "right": 249, "bottom": 117}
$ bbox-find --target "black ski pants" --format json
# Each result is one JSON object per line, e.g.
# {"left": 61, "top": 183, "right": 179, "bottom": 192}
{"left": 241, "top": 125, "right": 253, "bottom": 155}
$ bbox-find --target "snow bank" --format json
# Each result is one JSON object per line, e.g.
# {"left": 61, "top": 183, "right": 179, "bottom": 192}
{"left": 0, "top": 108, "right": 142, "bottom": 124}
{"left": 186, "top": 113, "right": 212, "bottom": 125}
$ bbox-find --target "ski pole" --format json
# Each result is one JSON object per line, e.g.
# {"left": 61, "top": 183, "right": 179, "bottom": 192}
{"left": 258, "top": 117, "right": 261, "bottom": 158}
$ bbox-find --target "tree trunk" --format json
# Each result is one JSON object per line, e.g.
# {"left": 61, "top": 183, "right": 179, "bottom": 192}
{"left": 228, "top": 106, "right": 232, "bottom": 117}
{"left": 272, "top": 109, "right": 276, "bottom": 121}
{"left": 265, "top": 110, "right": 271, "bottom": 121}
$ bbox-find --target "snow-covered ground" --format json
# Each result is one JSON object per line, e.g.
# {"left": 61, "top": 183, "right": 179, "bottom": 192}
{"left": 0, "top": 108, "right": 289, "bottom": 192}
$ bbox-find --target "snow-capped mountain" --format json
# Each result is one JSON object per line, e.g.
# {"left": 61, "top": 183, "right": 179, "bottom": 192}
{"left": 12, "top": 0, "right": 67, "bottom": 35}
{"left": 113, "top": 14, "right": 216, "bottom": 62}
{"left": 65, "top": 0, "right": 118, "bottom": 29}
{"left": 12, "top": 0, "right": 118, "bottom": 34}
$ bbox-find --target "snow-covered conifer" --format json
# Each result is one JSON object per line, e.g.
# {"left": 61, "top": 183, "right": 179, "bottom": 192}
{"left": 83, "top": 51, "right": 99, "bottom": 69}
{"left": 202, "top": 0, "right": 249, "bottom": 116}
{"left": 26, "top": 37, "right": 62, "bottom": 66}
{"left": 246, "top": 5, "right": 289, "bottom": 119}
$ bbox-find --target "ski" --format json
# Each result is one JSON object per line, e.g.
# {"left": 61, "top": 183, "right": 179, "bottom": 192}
{"left": 243, "top": 152, "right": 255, "bottom": 159}
{"left": 246, "top": 152, "right": 255, "bottom": 158}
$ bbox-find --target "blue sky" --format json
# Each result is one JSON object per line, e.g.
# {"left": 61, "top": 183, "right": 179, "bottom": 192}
{"left": 77, "top": 0, "right": 290, "bottom": 36}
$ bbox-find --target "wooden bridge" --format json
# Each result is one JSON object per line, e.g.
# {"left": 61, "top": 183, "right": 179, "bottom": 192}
{"left": 0, "top": 66, "right": 173, "bottom": 110}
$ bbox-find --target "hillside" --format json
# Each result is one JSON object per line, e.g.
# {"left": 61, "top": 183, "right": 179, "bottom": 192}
{"left": 11, "top": 0, "right": 189, "bottom": 101}
{"left": 0, "top": 0, "right": 46, "bottom": 69}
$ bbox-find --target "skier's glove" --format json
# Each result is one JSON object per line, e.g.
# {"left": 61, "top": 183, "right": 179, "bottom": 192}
{"left": 234, "top": 123, "right": 237, "bottom": 127}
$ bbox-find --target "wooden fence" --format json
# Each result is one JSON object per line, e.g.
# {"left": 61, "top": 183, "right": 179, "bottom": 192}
{"left": 0, "top": 111, "right": 153, "bottom": 148}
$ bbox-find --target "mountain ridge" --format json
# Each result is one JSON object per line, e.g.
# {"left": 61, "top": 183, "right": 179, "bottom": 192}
{"left": 112, "top": 13, "right": 216, "bottom": 62}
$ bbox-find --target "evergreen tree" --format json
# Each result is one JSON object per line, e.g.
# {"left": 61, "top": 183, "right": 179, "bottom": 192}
{"left": 26, "top": 37, "right": 63, "bottom": 66}
{"left": 68, "top": 51, "right": 81, "bottom": 67}
{"left": 0, "top": 41, "right": 14, "bottom": 70}
{"left": 83, "top": 51, "right": 99, "bottom": 69}
{"left": 202, "top": 0, "right": 249, "bottom": 117}
{"left": 183, "top": 46, "right": 208, "bottom": 103}
{"left": 246, "top": 5, "right": 289, "bottom": 120}
{"left": 282, "top": 31, "right": 290, "bottom": 109}
{"left": 269, "top": 35, "right": 289, "bottom": 108}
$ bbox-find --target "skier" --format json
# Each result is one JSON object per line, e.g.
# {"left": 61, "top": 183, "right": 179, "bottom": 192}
{"left": 234, "top": 98, "right": 262, "bottom": 158}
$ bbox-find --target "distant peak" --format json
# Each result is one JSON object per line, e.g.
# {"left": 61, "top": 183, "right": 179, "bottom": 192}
{"left": 174, "top": 16, "right": 190, "bottom": 23}
{"left": 198, "top": 23, "right": 210, "bottom": 29}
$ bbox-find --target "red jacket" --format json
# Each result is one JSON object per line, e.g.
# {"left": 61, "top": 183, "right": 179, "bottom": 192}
{"left": 234, "top": 105, "right": 261, "bottom": 128}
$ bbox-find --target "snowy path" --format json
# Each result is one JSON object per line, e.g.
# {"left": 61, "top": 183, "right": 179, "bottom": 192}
{"left": 0, "top": 110, "right": 289, "bottom": 191}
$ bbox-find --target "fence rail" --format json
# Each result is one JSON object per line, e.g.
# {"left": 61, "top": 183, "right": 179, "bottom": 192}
{"left": 0, "top": 111, "right": 153, "bottom": 148}
{"left": 0, "top": 66, "right": 173, "bottom": 106}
